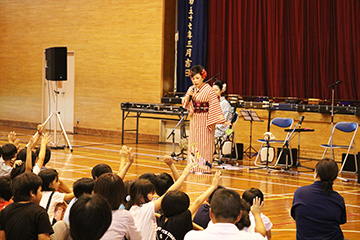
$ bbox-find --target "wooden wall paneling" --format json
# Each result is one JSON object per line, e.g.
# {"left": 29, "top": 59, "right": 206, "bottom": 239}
{"left": 0, "top": 0, "right": 164, "bottom": 136}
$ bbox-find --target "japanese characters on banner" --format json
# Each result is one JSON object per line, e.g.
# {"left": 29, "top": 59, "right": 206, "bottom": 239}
{"left": 177, "top": 0, "right": 207, "bottom": 93}
{"left": 184, "top": 0, "right": 194, "bottom": 78}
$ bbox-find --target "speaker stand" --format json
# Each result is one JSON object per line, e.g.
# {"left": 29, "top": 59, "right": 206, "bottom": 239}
{"left": 32, "top": 82, "right": 73, "bottom": 151}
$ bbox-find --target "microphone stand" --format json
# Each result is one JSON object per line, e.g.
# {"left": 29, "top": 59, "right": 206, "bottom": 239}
{"left": 329, "top": 80, "right": 342, "bottom": 160}
{"left": 167, "top": 115, "right": 187, "bottom": 161}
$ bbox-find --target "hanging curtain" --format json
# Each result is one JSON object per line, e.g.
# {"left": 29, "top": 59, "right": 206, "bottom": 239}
{"left": 206, "top": 0, "right": 360, "bottom": 100}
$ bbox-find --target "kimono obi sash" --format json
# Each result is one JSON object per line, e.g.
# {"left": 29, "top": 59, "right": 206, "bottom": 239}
{"left": 193, "top": 101, "right": 209, "bottom": 113}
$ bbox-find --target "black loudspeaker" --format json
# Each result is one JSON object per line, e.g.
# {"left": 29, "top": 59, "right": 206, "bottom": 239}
{"left": 45, "top": 47, "right": 67, "bottom": 81}
{"left": 341, "top": 153, "right": 360, "bottom": 172}
{"left": 276, "top": 148, "right": 297, "bottom": 167}
{"left": 231, "top": 143, "right": 243, "bottom": 160}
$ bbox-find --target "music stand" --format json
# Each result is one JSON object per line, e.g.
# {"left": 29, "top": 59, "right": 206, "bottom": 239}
{"left": 241, "top": 110, "right": 263, "bottom": 158}
{"left": 284, "top": 128, "right": 315, "bottom": 171}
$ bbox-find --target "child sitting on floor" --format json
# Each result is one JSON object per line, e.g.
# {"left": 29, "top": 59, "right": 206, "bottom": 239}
{"left": 157, "top": 171, "right": 222, "bottom": 240}
{"left": 242, "top": 188, "right": 272, "bottom": 239}
{"left": 127, "top": 158, "right": 194, "bottom": 240}
{"left": 38, "top": 169, "right": 74, "bottom": 224}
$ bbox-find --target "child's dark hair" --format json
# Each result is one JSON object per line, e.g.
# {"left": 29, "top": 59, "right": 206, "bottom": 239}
{"left": 316, "top": 158, "right": 338, "bottom": 193}
{"left": 91, "top": 164, "right": 113, "bottom": 179}
{"left": 0, "top": 176, "right": 13, "bottom": 201}
{"left": 70, "top": 194, "right": 112, "bottom": 240}
{"left": 10, "top": 164, "right": 25, "bottom": 180}
{"left": 236, "top": 198, "right": 251, "bottom": 230}
{"left": 123, "top": 180, "right": 133, "bottom": 205}
{"left": 242, "top": 188, "right": 264, "bottom": 206}
{"left": 16, "top": 148, "right": 37, "bottom": 167}
{"left": 35, "top": 146, "right": 52, "bottom": 166}
{"left": 12, "top": 172, "right": 42, "bottom": 202}
{"left": 139, "top": 172, "right": 157, "bottom": 185}
{"left": 153, "top": 173, "right": 174, "bottom": 196}
{"left": 126, "top": 178, "right": 155, "bottom": 210}
{"left": 161, "top": 190, "right": 190, "bottom": 218}
{"left": 73, "top": 177, "right": 95, "bottom": 198}
{"left": 1, "top": 143, "right": 17, "bottom": 160}
{"left": 38, "top": 169, "right": 59, "bottom": 191}
{"left": 94, "top": 173, "right": 125, "bottom": 210}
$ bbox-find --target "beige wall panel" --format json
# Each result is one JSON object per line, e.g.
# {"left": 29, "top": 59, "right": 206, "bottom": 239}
{"left": 0, "top": 0, "right": 164, "bottom": 134}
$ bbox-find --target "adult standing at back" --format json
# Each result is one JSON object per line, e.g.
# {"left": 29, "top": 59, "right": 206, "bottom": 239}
{"left": 182, "top": 65, "right": 226, "bottom": 173}
{"left": 291, "top": 158, "right": 346, "bottom": 240}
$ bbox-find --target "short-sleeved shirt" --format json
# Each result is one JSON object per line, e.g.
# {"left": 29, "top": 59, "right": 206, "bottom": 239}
{"left": 291, "top": 181, "right": 346, "bottom": 240}
{"left": 0, "top": 161, "right": 12, "bottom": 177}
{"left": 157, "top": 209, "right": 193, "bottom": 240}
{"left": 0, "top": 202, "right": 53, "bottom": 240}
{"left": 130, "top": 202, "right": 157, "bottom": 240}
{"left": 243, "top": 212, "right": 273, "bottom": 232}
{"left": 63, "top": 197, "right": 77, "bottom": 225}
{"left": 101, "top": 209, "right": 142, "bottom": 240}
{"left": 185, "top": 222, "right": 264, "bottom": 240}
{"left": 193, "top": 204, "right": 211, "bottom": 229}
{"left": 32, "top": 164, "right": 46, "bottom": 175}
{"left": 39, "top": 191, "right": 66, "bottom": 223}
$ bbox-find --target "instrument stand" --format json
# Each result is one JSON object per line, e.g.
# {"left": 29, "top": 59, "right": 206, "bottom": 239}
{"left": 32, "top": 82, "right": 73, "bottom": 151}
{"left": 248, "top": 101, "right": 280, "bottom": 173}
{"left": 330, "top": 87, "right": 335, "bottom": 159}
{"left": 276, "top": 117, "right": 305, "bottom": 174}
{"left": 241, "top": 110, "right": 263, "bottom": 159}
{"left": 328, "top": 81, "right": 348, "bottom": 181}
{"left": 167, "top": 115, "right": 187, "bottom": 161}
{"left": 289, "top": 128, "right": 315, "bottom": 172}
{"left": 327, "top": 80, "right": 341, "bottom": 159}
{"left": 248, "top": 137, "right": 279, "bottom": 173}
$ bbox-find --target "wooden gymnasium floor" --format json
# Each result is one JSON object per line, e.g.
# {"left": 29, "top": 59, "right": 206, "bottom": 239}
{"left": 1, "top": 125, "right": 359, "bottom": 240}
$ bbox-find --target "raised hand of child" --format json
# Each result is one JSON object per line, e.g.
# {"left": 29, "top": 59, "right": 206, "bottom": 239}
{"left": 251, "top": 196, "right": 264, "bottom": 216}
{"left": 119, "top": 145, "right": 131, "bottom": 159}
{"left": 163, "top": 155, "right": 174, "bottom": 166}
{"left": 41, "top": 133, "right": 52, "bottom": 146}
{"left": 8, "top": 131, "right": 16, "bottom": 143}
{"left": 184, "top": 162, "right": 197, "bottom": 175}
{"left": 14, "top": 138, "right": 21, "bottom": 150}
{"left": 128, "top": 150, "right": 135, "bottom": 164}
{"left": 37, "top": 124, "right": 44, "bottom": 134}
{"left": 211, "top": 171, "right": 222, "bottom": 188}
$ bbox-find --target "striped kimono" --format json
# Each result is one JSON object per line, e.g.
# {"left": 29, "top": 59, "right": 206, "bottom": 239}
{"left": 184, "top": 83, "right": 226, "bottom": 173}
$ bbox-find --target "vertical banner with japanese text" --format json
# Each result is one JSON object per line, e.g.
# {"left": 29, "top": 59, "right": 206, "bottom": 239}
{"left": 177, "top": 0, "right": 207, "bottom": 93}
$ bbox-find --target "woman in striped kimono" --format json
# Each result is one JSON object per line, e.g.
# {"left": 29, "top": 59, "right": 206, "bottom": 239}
{"left": 182, "top": 65, "right": 226, "bottom": 173}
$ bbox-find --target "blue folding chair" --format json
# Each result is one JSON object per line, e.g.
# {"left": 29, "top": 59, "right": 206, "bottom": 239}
{"left": 321, "top": 122, "right": 358, "bottom": 173}
{"left": 255, "top": 117, "right": 294, "bottom": 166}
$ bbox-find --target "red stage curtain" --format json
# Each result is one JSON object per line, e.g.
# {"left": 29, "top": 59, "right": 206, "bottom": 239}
{"left": 206, "top": 0, "right": 360, "bottom": 100}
